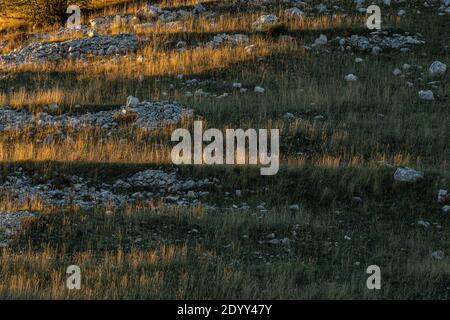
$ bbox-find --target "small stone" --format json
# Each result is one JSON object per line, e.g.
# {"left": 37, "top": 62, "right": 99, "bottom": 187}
{"left": 285, "top": 7, "right": 304, "bottom": 17}
{"left": 431, "top": 250, "right": 445, "bottom": 260}
{"left": 193, "top": 3, "right": 205, "bottom": 14}
{"left": 393, "top": 68, "right": 402, "bottom": 76}
{"left": 257, "top": 15, "right": 278, "bottom": 25}
{"left": 438, "top": 190, "right": 448, "bottom": 203}
{"left": 371, "top": 46, "right": 382, "bottom": 55}
{"left": 186, "top": 191, "right": 196, "bottom": 198}
{"left": 283, "top": 112, "right": 295, "bottom": 120}
{"left": 254, "top": 86, "right": 265, "bottom": 93}
{"left": 313, "top": 115, "right": 325, "bottom": 120}
{"left": 268, "top": 239, "right": 281, "bottom": 245}
{"left": 232, "top": 82, "right": 242, "bottom": 89}
{"left": 314, "top": 34, "right": 328, "bottom": 46}
{"left": 429, "top": 61, "right": 447, "bottom": 77}
{"left": 417, "top": 220, "right": 431, "bottom": 228}
{"left": 418, "top": 90, "right": 434, "bottom": 101}
{"left": 345, "top": 74, "right": 358, "bottom": 82}
{"left": 244, "top": 44, "right": 257, "bottom": 53}
{"left": 394, "top": 167, "right": 424, "bottom": 183}
{"left": 126, "top": 96, "right": 139, "bottom": 108}
{"left": 176, "top": 41, "right": 187, "bottom": 49}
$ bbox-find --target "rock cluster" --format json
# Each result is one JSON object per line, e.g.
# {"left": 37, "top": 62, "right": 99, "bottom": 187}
{"left": 0, "top": 168, "right": 218, "bottom": 211}
{"left": 253, "top": 14, "right": 279, "bottom": 30}
{"left": 0, "top": 97, "right": 192, "bottom": 133}
{"left": 330, "top": 31, "right": 425, "bottom": 54}
{"left": 206, "top": 34, "right": 250, "bottom": 48}
{"left": 0, "top": 33, "right": 138, "bottom": 66}
{"left": 285, "top": 7, "right": 304, "bottom": 17}
{"left": 0, "top": 168, "right": 219, "bottom": 246}
{"left": 137, "top": 4, "right": 201, "bottom": 21}
{"left": 90, "top": 14, "right": 140, "bottom": 29}
{"left": 0, "top": 211, "right": 38, "bottom": 247}
{"left": 89, "top": 3, "right": 207, "bottom": 31}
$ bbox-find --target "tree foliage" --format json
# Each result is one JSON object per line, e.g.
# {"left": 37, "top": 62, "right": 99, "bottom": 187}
{"left": 2, "top": 0, "right": 90, "bottom": 26}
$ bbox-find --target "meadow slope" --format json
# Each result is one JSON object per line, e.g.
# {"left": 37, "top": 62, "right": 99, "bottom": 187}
{"left": 0, "top": 0, "right": 449, "bottom": 299}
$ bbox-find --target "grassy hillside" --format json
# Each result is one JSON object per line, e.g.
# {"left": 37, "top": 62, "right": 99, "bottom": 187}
{"left": 0, "top": 0, "right": 449, "bottom": 299}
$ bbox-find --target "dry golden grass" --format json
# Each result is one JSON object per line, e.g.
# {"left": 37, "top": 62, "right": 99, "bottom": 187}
{"left": 0, "top": 88, "right": 68, "bottom": 108}
{"left": 0, "top": 17, "right": 28, "bottom": 32}
{"left": 0, "top": 132, "right": 172, "bottom": 163}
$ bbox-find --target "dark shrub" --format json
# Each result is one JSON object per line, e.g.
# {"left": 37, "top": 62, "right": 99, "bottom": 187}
{"left": 263, "top": 23, "right": 290, "bottom": 37}
{"left": 3, "top": 0, "right": 90, "bottom": 26}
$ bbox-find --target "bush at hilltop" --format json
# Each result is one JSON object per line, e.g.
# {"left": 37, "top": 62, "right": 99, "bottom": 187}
{"left": 2, "top": 0, "right": 90, "bottom": 26}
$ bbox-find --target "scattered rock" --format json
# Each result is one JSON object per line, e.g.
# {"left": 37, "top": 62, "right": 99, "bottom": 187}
{"left": 255, "top": 14, "right": 278, "bottom": 26}
{"left": 431, "top": 250, "right": 445, "bottom": 260}
{"left": 254, "top": 86, "right": 265, "bottom": 93}
{"left": 206, "top": 33, "right": 249, "bottom": 47}
{"left": 285, "top": 7, "right": 304, "bottom": 18}
{"left": 0, "top": 211, "right": 39, "bottom": 245}
{"left": 418, "top": 90, "right": 435, "bottom": 101}
{"left": 345, "top": 74, "right": 358, "bottom": 81}
{"left": 438, "top": 189, "right": 449, "bottom": 203}
{"left": 283, "top": 112, "right": 295, "bottom": 120}
{"left": 393, "top": 167, "right": 424, "bottom": 183}
{"left": 417, "top": 220, "right": 431, "bottom": 228}
{"left": 193, "top": 3, "right": 206, "bottom": 15}
{"left": 393, "top": 68, "right": 403, "bottom": 76}
{"left": 429, "top": 61, "right": 447, "bottom": 77}
{"left": 314, "top": 34, "right": 328, "bottom": 46}
{"left": 268, "top": 238, "right": 281, "bottom": 245}
{"left": 126, "top": 95, "right": 140, "bottom": 108}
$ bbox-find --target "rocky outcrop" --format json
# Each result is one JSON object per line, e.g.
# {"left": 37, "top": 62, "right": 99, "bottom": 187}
{"left": 0, "top": 97, "right": 192, "bottom": 133}
{"left": 331, "top": 31, "right": 425, "bottom": 53}
{"left": 0, "top": 168, "right": 218, "bottom": 211}
{"left": 0, "top": 33, "right": 138, "bottom": 66}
